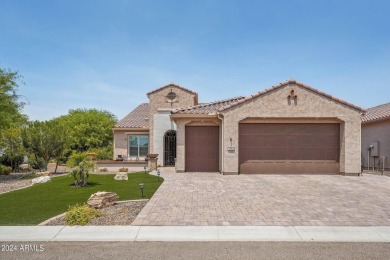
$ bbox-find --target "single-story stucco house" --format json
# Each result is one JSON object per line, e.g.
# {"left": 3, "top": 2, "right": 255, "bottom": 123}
{"left": 113, "top": 80, "right": 365, "bottom": 175}
{"left": 361, "top": 102, "right": 390, "bottom": 171}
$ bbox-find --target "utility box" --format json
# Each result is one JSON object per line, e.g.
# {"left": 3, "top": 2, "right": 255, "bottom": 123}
{"left": 370, "top": 141, "right": 380, "bottom": 157}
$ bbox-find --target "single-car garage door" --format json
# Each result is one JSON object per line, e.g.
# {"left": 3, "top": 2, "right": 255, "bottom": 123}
{"left": 239, "top": 123, "right": 340, "bottom": 174}
{"left": 185, "top": 126, "right": 219, "bottom": 172}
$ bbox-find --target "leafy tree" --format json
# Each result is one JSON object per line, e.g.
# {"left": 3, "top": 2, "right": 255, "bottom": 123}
{"left": 0, "top": 68, "right": 27, "bottom": 131}
{"left": 55, "top": 109, "right": 117, "bottom": 156}
{"left": 21, "top": 120, "right": 66, "bottom": 171}
{"left": 0, "top": 127, "right": 25, "bottom": 172}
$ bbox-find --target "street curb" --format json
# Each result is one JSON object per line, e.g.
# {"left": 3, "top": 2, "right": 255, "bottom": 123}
{"left": 1, "top": 226, "right": 389, "bottom": 242}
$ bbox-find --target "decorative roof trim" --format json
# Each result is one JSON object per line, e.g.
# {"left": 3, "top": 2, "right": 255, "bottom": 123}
{"left": 218, "top": 80, "right": 366, "bottom": 113}
{"left": 146, "top": 83, "right": 198, "bottom": 97}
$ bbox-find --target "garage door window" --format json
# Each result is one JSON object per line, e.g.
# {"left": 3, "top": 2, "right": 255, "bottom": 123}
{"left": 128, "top": 135, "right": 149, "bottom": 157}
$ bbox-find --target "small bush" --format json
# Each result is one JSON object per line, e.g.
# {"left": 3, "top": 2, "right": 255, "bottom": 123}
{"left": 65, "top": 204, "right": 102, "bottom": 225}
{"left": 66, "top": 152, "right": 88, "bottom": 168}
{"left": 118, "top": 167, "right": 128, "bottom": 172}
{"left": 87, "top": 146, "right": 113, "bottom": 160}
{"left": 99, "top": 168, "right": 108, "bottom": 172}
{"left": 20, "top": 173, "right": 39, "bottom": 179}
{"left": 0, "top": 164, "right": 12, "bottom": 175}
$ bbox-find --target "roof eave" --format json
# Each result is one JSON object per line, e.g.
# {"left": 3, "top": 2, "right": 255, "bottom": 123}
{"left": 218, "top": 80, "right": 366, "bottom": 113}
{"left": 170, "top": 114, "right": 218, "bottom": 121}
{"left": 362, "top": 116, "right": 390, "bottom": 125}
{"left": 112, "top": 127, "right": 150, "bottom": 131}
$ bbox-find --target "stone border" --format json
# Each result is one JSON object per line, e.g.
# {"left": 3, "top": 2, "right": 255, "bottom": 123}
{"left": 38, "top": 199, "right": 150, "bottom": 226}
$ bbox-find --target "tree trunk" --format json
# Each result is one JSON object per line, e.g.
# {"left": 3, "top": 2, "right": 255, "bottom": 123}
{"left": 44, "top": 158, "right": 49, "bottom": 172}
{"left": 54, "top": 160, "right": 59, "bottom": 174}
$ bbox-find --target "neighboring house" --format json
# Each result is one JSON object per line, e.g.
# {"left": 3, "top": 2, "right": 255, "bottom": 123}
{"left": 114, "top": 80, "right": 364, "bottom": 175}
{"left": 361, "top": 103, "right": 390, "bottom": 170}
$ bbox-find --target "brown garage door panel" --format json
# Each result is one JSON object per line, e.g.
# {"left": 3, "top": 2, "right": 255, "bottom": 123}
{"left": 185, "top": 126, "right": 219, "bottom": 172}
{"left": 239, "top": 123, "right": 340, "bottom": 174}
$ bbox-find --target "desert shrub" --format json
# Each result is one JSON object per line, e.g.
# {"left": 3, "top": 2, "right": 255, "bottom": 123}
{"left": 118, "top": 167, "right": 128, "bottom": 172}
{"left": 70, "top": 159, "right": 96, "bottom": 187}
{"left": 20, "top": 173, "right": 39, "bottom": 179}
{"left": 0, "top": 164, "right": 12, "bottom": 175}
{"left": 66, "top": 151, "right": 88, "bottom": 168}
{"left": 87, "top": 146, "right": 112, "bottom": 160}
{"left": 0, "top": 153, "right": 24, "bottom": 171}
{"left": 28, "top": 155, "right": 46, "bottom": 170}
{"left": 65, "top": 204, "right": 102, "bottom": 225}
{"left": 99, "top": 168, "right": 108, "bottom": 172}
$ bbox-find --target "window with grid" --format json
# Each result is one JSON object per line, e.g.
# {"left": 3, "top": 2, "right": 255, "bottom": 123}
{"left": 128, "top": 135, "right": 149, "bottom": 157}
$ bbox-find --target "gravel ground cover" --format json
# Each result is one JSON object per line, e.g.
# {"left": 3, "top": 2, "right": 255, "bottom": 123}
{"left": 0, "top": 173, "right": 33, "bottom": 194}
{"left": 0, "top": 172, "right": 68, "bottom": 194}
{"left": 43, "top": 200, "right": 148, "bottom": 226}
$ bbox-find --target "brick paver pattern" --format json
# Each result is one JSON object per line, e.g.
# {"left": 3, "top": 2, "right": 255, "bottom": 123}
{"left": 132, "top": 169, "right": 390, "bottom": 226}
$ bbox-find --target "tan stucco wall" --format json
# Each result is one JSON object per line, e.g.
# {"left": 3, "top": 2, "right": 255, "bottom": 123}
{"left": 362, "top": 119, "right": 390, "bottom": 169}
{"left": 113, "top": 129, "right": 149, "bottom": 160}
{"left": 220, "top": 83, "right": 362, "bottom": 175}
{"left": 148, "top": 86, "right": 197, "bottom": 153}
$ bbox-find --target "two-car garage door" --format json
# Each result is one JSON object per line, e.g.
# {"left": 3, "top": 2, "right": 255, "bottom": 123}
{"left": 239, "top": 123, "right": 340, "bottom": 174}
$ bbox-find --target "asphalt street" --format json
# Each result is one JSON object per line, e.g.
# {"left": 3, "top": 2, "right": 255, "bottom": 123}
{"left": 1, "top": 242, "right": 390, "bottom": 260}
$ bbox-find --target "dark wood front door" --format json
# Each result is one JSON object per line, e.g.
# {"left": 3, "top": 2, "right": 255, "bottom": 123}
{"left": 185, "top": 126, "right": 219, "bottom": 172}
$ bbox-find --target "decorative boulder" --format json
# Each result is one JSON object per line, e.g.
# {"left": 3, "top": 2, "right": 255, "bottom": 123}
{"left": 32, "top": 176, "right": 51, "bottom": 184}
{"left": 87, "top": 191, "right": 119, "bottom": 209}
{"left": 114, "top": 173, "right": 128, "bottom": 181}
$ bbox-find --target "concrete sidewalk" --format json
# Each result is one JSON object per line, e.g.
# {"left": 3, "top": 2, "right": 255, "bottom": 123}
{"left": 1, "top": 226, "right": 389, "bottom": 242}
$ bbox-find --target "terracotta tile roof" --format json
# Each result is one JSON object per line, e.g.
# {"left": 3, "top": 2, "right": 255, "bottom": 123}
{"left": 147, "top": 83, "right": 198, "bottom": 97}
{"left": 362, "top": 102, "right": 390, "bottom": 123}
{"left": 218, "top": 80, "right": 366, "bottom": 113}
{"left": 114, "top": 103, "right": 149, "bottom": 128}
{"left": 173, "top": 96, "right": 245, "bottom": 114}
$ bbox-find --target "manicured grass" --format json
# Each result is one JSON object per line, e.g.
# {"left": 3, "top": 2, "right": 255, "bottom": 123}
{"left": 0, "top": 172, "right": 163, "bottom": 225}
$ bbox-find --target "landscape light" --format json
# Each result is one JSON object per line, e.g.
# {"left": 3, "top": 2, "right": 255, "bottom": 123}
{"left": 139, "top": 183, "right": 144, "bottom": 197}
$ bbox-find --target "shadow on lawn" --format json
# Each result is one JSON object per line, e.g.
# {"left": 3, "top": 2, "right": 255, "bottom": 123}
{"left": 67, "top": 181, "right": 102, "bottom": 187}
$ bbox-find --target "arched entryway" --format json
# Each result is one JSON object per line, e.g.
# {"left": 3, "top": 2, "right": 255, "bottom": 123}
{"left": 164, "top": 130, "right": 176, "bottom": 166}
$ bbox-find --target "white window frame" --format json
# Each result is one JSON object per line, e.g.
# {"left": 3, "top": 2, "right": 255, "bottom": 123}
{"left": 128, "top": 135, "right": 149, "bottom": 158}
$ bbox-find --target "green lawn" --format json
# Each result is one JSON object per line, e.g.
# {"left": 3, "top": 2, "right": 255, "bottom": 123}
{"left": 0, "top": 172, "right": 163, "bottom": 225}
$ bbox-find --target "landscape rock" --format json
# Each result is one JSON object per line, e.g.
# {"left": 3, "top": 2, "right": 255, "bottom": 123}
{"left": 87, "top": 191, "right": 119, "bottom": 209}
{"left": 32, "top": 176, "right": 51, "bottom": 184}
{"left": 114, "top": 173, "right": 128, "bottom": 181}
{"left": 37, "top": 171, "right": 51, "bottom": 176}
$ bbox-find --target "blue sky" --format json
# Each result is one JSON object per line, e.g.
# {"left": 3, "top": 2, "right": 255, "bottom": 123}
{"left": 1, "top": 0, "right": 389, "bottom": 121}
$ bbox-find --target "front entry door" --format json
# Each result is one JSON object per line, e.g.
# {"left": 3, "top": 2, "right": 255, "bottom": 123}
{"left": 164, "top": 130, "right": 176, "bottom": 166}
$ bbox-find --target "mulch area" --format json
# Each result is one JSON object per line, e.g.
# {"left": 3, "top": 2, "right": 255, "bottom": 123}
{"left": 0, "top": 172, "right": 68, "bottom": 194}
{"left": 0, "top": 173, "right": 34, "bottom": 194}
{"left": 43, "top": 200, "right": 148, "bottom": 226}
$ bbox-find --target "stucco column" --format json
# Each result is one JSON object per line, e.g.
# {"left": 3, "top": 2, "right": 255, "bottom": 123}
{"left": 222, "top": 116, "right": 240, "bottom": 174}
{"left": 343, "top": 119, "right": 362, "bottom": 175}
{"left": 175, "top": 120, "right": 186, "bottom": 172}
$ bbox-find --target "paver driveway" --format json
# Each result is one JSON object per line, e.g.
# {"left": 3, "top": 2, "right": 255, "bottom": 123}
{"left": 132, "top": 170, "right": 390, "bottom": 226}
